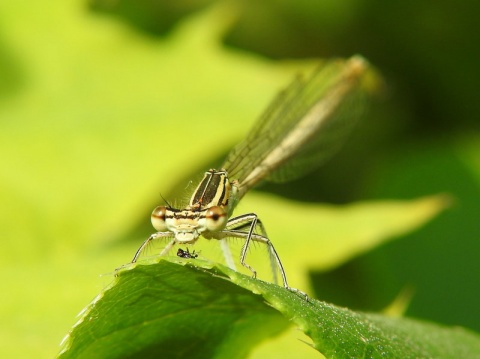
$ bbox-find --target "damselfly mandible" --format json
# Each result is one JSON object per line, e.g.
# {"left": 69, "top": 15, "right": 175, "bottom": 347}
{"left": 131, "top": 56, "right": 374, "bottom": 292}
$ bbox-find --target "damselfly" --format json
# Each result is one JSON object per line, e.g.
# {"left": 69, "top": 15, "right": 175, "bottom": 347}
{"left": 132, "top": 56, "right": 373, "bottom": 292}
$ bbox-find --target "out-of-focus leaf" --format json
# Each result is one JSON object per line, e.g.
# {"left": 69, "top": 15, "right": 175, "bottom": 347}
{"left": 355, "top": 140, "right": 480, "bottom": 330}
{"left": 238, "top": 192, "right": 450, "bottom": 291}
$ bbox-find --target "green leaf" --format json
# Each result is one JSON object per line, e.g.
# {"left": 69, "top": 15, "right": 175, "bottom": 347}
{"left": 58, "top": 258, "right": 290, "bottom": 359}
{"left": 59, "top": 258, "right": 480, "bottom": 359}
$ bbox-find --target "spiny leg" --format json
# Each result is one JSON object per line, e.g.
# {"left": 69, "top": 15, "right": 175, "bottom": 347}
{"left": 223, "top": 218, "right": 309, "bottom": 300}
{"left": 235, "top": 215, "right": 279, "bottom": 285}
{"left": 131, "top": 232, "right": 174, "bottom": 263}
{"left": 159, "top": 239, "right": 176, "bottom": 256}
{"left": 226, "top": 213, "right": 260, "bottom": 279}
{"left": 220, "top": 239, "right": 236, "bottom": 270}
{"left": 225, "top": 213, "right": 288, "bottom": 288}
{"left": 239, "top": 214, "right": 261, "bottom": 280}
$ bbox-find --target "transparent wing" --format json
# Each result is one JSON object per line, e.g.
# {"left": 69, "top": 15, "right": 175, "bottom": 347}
{"left": 222, "top": 56, "right": 376, "bottom": 200}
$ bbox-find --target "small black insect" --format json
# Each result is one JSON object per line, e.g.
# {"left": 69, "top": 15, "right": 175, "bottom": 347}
{"left": 176, "top": 248, "right": 198, "bottom": 259}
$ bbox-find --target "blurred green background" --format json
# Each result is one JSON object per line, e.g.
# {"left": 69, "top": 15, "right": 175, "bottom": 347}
{"left": 1, "top": 0, "right": 479, "bottom": 358}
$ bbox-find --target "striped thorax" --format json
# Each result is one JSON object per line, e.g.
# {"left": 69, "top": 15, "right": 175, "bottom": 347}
{"left": 150, "top": 170, "right": 232, "bottom": 243}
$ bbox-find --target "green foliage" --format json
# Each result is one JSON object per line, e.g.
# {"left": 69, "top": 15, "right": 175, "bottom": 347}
{"left": 1, "top": 0, "right": 480, "bottom": 358}
{"left": 58, "top": 259, "right": 480, "bottom": 359}
{"left": 59, "top": 259, "right": 290, "bottom": 359}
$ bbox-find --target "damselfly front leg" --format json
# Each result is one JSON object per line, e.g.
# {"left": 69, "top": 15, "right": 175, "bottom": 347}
{"left": 131, "top": 232, "right": 175, "bottom": 263}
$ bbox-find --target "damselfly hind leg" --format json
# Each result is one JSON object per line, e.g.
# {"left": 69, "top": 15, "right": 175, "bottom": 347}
{"left": 224, "top": 213, "right": 286, "bottom": 288}
{"left": 222, "top": 213, "right": 309, "bottom": 301}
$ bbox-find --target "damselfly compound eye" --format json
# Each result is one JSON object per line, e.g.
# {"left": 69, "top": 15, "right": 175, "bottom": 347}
{"left": 151, "top": 206, "right": 168, "bottom": 231}
{"left": 205, "top": 206, "right": 227, "bottom": 231}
